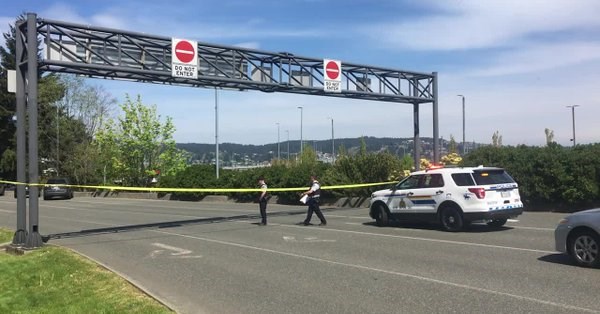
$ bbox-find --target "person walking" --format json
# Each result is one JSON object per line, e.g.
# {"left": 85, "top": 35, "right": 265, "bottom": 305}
{"left": 300, "top": 175, "right": 327, "bottom": 226}
{"left": 257, "top": 176, "right": 268, "bottom": 226}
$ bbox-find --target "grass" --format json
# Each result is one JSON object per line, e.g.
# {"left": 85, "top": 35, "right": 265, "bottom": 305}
{"left": 0, "top": 228, "right": 173, "bottom": 314}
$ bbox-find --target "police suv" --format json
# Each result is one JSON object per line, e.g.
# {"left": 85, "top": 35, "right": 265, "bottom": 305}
{"left": 369, "top": 165, "right": 524, "bottom": 231}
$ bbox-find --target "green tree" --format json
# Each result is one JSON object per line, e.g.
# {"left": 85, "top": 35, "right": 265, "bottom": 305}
{"left": 492, "top": 130, "right": 503, "bottom": 147}
{"left": 545, "top": 128, "right": 555, "bottom": 146}
{"left": 448, "top": 135, "right": 457, "bottom": 154}
{"left": 95, "top": 95, "right": 188, "bottom": 186}
{"left": 0, "top": 16, "right": 66, "bottom": 180}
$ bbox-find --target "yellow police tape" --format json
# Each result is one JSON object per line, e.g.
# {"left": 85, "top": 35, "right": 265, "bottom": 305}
{"left": 0, "top": 180, "right": 397, "bottom": 193}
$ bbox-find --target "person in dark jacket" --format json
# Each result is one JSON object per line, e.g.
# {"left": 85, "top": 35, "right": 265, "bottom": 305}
{"left": 257, "top": 176, "right": 268, "bottom": 226}
{"left": 300, "top": 175, "right": 327, "bottom": 226}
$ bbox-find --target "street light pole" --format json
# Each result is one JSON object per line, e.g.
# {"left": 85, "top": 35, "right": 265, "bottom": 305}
{"left": 328, "top": 117, "right": 335, "bottom": 163}
{"left": 297, "top": 106, "right": 303, "bottom": 157}
{"left": 286, "top": 130, "right": 290, "bottom": 160}
{"left": 276, "top": 122, "right": 280, "bottom": 159}
{"left": 457, "top": 94, "right": 465, "bottom": 155}
{"left": 215, "top": 88, "right": 219, "bottom": 179}
{"left": 567, "top": 105, "right": 580, "bottom": 146}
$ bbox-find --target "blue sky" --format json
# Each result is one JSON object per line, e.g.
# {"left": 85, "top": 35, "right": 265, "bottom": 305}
{"left": 2, "top": 0, "right": 599, "bottom": 146}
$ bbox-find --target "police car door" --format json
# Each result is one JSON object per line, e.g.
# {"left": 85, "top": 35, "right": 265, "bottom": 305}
{"left": 408, "top": 173, "right": 444, "bottom": 214}
{"left": 390, "top": 174, "right": 422, "bottom": 213}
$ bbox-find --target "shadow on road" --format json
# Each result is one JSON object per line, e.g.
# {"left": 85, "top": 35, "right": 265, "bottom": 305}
{"left": 43, "top": 209, "right": 308, "bottom": 242}
{"left": 538, "top": 253, "right": 575, "bottom": 267}
{"left": 362, "top": 221, "right": 514, "bottom": 233}
{"left": 42, "top": 206, "right": 358, "bottom": 242}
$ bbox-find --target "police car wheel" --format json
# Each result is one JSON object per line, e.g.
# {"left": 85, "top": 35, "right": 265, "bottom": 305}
{"left": 487, "top": 218, "right": 507, "bottom": 228}
{"left": 375, "top": 205, "right": 389, "bottom": 227}
{"left": 440, "top": 207, "right": 463, "bottom": 232}
{"left": 568, "top": 230, "right": 600, "bottom": 268}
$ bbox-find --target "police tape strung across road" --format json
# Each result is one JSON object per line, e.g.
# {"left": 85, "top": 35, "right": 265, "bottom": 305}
{"left": 0, "top": 180, "right": 397, "bottom": 193}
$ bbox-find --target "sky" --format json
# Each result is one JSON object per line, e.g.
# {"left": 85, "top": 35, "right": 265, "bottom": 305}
{"left": 2, "top": 0, "right": 599, "bottom": 147}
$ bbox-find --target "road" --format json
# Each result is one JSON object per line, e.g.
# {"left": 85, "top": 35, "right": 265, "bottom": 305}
{"left": 0, "top": 195, "right": 599, "bottom": 313}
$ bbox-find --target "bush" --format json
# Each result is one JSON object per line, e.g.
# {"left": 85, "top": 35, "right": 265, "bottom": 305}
{"left": 462, "top": 143, "right": 600, "bottom": 211}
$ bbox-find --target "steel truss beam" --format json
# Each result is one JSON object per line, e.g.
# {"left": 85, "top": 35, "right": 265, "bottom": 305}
{"left": 37, "top": 18, "right": 435, "bottom": 104}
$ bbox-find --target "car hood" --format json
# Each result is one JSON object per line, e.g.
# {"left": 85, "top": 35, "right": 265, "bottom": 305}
{"left": 568, "top": 208, "right": 600, "bottom": 218}
{"left": 372, "top": 189, "right": 393, "bottom": 197}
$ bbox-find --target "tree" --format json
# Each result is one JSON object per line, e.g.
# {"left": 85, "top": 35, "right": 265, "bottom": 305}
{"left": 95, "top": 95, "right": 188, "bottom": 186}
{"left": 448, "top": 135, "right": 457, "bottom": 154}
{"left": 492, "top": 130, "right": 503, "bottom": 147}
{"left": 545, "top": 128, "right": 555, "bottom": 146}
{"left": 58, "top": 75, "right": 116, "bottom": 136}
{"left": 0, "top": 16, "right": 65, "bottom": 180}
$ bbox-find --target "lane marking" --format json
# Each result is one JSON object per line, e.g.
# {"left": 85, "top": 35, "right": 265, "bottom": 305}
{"left": 508, "top": 219, "right": 519, "bottom": 222}
{"left": 282, "top": 236, "right": 336, "bottom": 243}
{"left": 510, "top": 226, "right": 554, "bottom": 231}
{"left": 150, "top": 242, "right": 202, "bottom": 259}
{"left": 153, "top": 229, "right": 599, "bottom": 313}
{"left": 278, "top": 224, "right": 556, "bottom": 254}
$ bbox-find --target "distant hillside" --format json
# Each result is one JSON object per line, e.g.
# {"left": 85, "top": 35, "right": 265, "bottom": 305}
{"left": 177, "top": 136, "right": 466, "bottom": 165}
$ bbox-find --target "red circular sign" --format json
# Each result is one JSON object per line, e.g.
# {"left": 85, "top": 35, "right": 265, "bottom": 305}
{"left": 174, "top": 41, "right": 195, "bottom": 63}
{"left": 325, "top": 61, "right": 340, "bottom": 80}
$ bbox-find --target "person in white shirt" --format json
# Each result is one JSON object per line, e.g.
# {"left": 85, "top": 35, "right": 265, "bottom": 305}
{"left": 300, "top": 175, "right": 327, "bottom": 226}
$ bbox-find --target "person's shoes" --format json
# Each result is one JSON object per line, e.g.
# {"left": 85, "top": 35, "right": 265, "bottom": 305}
{"left": 258, "top": 222, "right": 267, "bottom": 226}
{"left": 319, "top": 222, "right": 327, "bottom": 226}
{"left": 297, "top": 221, "right": 311, "bottom": 226}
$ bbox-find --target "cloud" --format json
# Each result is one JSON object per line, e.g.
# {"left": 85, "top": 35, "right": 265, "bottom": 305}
{"left": 233, "top": 42, "right": 261, "bottom": 50}
{"left": 467, "top": 42, "right": 600, "bottom": 76}
{"left": 365, "top": 0, "right": 600, "bottom": 51}
{"left": 41, "top": 3, "right": 87, "bottom": 24}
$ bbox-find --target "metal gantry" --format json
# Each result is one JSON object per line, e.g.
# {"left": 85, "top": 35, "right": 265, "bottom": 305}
{"left": 14, "top": 13, "right": 439, "bottom": 248}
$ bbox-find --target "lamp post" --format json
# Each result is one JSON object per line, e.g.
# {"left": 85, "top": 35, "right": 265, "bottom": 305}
{"left": 327, "top": 117, "right": 335, "bottom": 163}
{"left": 297, "top": 106, "right": 303, "bottom": 156}
{"left": 215, "top": 88, "right": 219, "bottom": 179}
{"left": 276, "top": 122, "right": 280, "bottom": 159}
{"left": 567, "top": 105, "right": 580, "bottom": 146}
{"left": 457, "top": 94, "right": 465, "bottom": 155}
{"left": 286, "top": 130, "right": 290, "bottom": 160}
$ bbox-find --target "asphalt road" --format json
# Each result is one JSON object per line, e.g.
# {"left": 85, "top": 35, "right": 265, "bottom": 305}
{"left": 1, "top": 195, "right": 599, "bottom": 314}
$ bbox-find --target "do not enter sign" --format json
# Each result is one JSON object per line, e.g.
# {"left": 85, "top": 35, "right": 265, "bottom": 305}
{"left": 174, "top": 40, "right": 196, "bottom": 63}
{"left": 172, "top": 38, "right": 198, "bottom": 79}
{"left": 325, "top": 60, "right": 340, "bottom": 80}
{"left": 323, "top": 59, "right": 341, "bottom": 93}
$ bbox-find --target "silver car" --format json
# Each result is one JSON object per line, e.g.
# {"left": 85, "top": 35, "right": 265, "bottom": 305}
{"left": 555, "top": 208, "right": 600, "bottom": 268}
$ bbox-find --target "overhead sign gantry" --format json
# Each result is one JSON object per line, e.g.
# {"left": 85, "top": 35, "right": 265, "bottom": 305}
{"left": 14, "top": 13, "right": 439, "bottom": 248}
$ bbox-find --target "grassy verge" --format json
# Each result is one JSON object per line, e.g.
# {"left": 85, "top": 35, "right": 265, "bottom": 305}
{"left": 0, "top": 228, "right": 173, "bottom": 313}
{"left": 0, "top": 227, "right": 11, "bottom": 243}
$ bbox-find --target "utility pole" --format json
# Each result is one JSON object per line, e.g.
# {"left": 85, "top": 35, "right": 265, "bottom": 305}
{"left": 276, "top": 122, "right": 280, "bottom": 159}
{"left": 215, "top": 88, "right": 219, "bottom": 179}
{"left": 297, "top": 106, "right": 303, "bottom": 157}
{"left": 566, "top": 105, "right": 580, "bottom": 146}
{"left": 286, "top": 130, "right": 290, "bottom": 160}
{"left": 457, "top": 94, "right": 465, "bottom": 155}
{"left": 328, "top": 117, "right": 335, "bottom": 163}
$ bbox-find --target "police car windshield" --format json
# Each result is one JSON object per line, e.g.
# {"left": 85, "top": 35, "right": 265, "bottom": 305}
{"left": 472, "top": 170, "right": 515, "bottom": 185}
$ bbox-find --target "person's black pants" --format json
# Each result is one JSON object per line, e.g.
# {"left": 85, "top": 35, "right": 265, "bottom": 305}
{"left": 259, "top": 199, "right": 267, "bottom": 223}
{"left": 304, "top": 198, "right": 326, "bottom": 224}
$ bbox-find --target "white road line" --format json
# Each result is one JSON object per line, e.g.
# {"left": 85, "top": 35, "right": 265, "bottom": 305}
{"left": 508, "top": 219, "right": 520, "bottom": 222}
{"left": 510, "top": 226, "right": 554, "bottom": 231}
{"left": 328, "top": 214, "right": 367, "bottom": 219}
{"left": 280, "top": 224, "right": 556, "bottom": 254}
{"left": 153, "top": 229, "right": 599, "bottom": 313}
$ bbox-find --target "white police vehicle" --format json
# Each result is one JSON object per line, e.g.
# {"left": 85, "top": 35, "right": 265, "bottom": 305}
{"left": 369, "top": 165, "right": 523, "bottom": 231}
